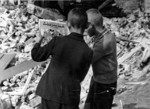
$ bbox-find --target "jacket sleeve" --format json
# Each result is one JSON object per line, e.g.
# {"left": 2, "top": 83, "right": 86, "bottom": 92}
{"left": 31, "top": 37, "right": 56, "bottom": 62}
{"left": 80, "top": 50, "right": 93, "bottom": 82}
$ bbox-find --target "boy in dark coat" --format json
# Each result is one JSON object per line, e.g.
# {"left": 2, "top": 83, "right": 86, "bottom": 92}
{"left": 31, "top": 7, "right": 93, "bottom": 109}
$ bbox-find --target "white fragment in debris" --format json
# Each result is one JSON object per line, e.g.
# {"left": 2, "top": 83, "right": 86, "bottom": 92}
{"left": 0, "top": 93, "right": 12, "bottom": 109}
{"left": 10, "top": 95, "right": 20, "bottom": 107}
{"left": 24, "top": 43, "right": 34, "bottom": 53}
{"left": 19, "top": 35, "right": 26, "bottom": 44}
{"left": 20, "top": 103, "right": 34, "bottom": 109}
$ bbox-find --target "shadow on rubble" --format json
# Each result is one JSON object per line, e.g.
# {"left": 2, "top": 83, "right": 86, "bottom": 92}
{"left": 123, "top": 103, "right": 150, "bottom": 109}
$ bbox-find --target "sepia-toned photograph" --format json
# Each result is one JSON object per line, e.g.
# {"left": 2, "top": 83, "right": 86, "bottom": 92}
{"left": 0, "top": 0, "right": 150, "bottom": 109}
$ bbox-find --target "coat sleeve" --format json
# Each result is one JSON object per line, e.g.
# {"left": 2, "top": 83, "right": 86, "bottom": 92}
{"left": 31, "top": 37, "right": 56, "bottom": 62}
{"left": 92, "top": 41, "right": 105, "bottom": 64}
{"left": 92, "top": 33, "right": 115, "bottom": 64}
{"left": 80, "top": 50, "right": 93, "bottom": 82}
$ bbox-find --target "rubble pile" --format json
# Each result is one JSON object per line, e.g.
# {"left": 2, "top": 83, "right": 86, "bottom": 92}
{"left": 0, "top": 6, "right": 60, "bottom": 109}
{"left": 0, "top": 3, "right": 150, "bottom": 109}
{"left": 105, "top": 11, "right": 150, "bottom": 80}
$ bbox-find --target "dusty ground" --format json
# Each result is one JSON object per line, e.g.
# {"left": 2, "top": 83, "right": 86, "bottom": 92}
{"left": 113, "top": 76, "right": 150, "bottom": 109}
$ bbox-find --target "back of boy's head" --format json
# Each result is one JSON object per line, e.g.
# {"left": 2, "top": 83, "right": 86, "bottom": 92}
{"left": 86, "top": 8, "right": 103, "bottom": 28}
{"left": 67, "top": 7, "right": 88, "bottom": 30}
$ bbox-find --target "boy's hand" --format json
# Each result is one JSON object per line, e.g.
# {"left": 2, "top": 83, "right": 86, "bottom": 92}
{"left": 85, "top": 35, "right": 93, "bottom": 44}
{"left": 45, "top": 29, "right": 52, "bottom": 37}
{"left": 89, "top": 43, "right": 94, "bottom": 49}
{"left": 36, "top": 30, "right": 44, "bottom": 43}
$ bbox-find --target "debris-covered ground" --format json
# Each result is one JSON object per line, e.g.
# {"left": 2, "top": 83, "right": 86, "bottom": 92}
{"left": 1, "top": 2, "right": 150, "bottom": 109}
{"left": 0, "top": 5, "right": 63, "bottom": 109}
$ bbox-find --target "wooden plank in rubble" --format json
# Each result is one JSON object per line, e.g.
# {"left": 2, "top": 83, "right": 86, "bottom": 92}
{"left": 0, "top": 53, "right": 16, "bottom": 71}
{"left": 118, "top": 46, "right": 141, "bottom": 64}
{"left": 0, "top": 59, "right": 49, "bottom": 82}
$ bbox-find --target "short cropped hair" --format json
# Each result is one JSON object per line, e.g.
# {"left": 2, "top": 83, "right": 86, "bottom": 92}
{"left": 86, "top": 8, "right": 103, "bottom": 28}
{"left": 67, "top": 7, "right": 88, "bottom": 29}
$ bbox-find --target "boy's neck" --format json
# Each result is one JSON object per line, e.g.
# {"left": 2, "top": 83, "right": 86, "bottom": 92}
{"left": 69, "top": 28, "right": 84, "bottom": 35}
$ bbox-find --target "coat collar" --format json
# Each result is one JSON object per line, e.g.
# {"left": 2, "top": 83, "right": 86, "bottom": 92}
{"left": 95, "top": 28, "right": 107, "bottom": 40}
{"left": 68, "top": 32, "right": 84, "bottom": 42}
{"left": 93, "top": 28, "right": 109, "bottom": 43}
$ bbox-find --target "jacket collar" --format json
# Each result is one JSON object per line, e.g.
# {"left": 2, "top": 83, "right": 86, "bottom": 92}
{"left": 68, "top": 32, "right": 84, "bottom": 42}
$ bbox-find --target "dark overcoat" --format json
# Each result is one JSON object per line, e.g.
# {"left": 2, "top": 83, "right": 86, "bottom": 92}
{"left": 31, "top": 33, "right": 93, "bottom": 105}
